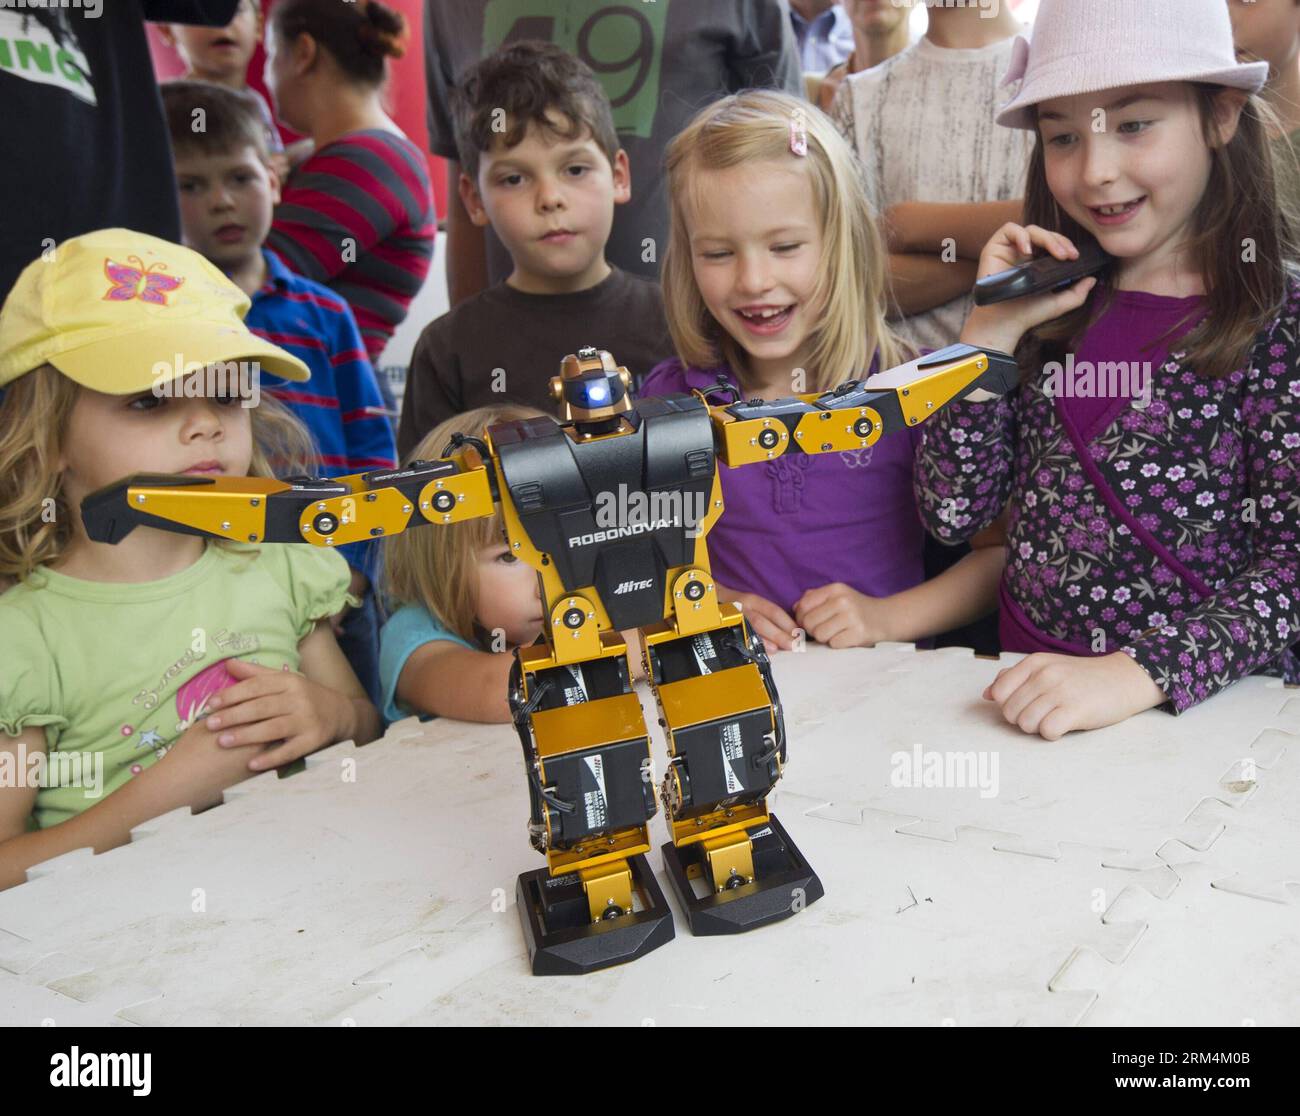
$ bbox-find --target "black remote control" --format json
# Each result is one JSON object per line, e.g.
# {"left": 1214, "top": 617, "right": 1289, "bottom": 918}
{"left": 973, "top": 239, "right": 1110, "bottom": 306}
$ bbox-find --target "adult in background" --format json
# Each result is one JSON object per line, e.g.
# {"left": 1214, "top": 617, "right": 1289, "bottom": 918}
{"left": 425, "top": 0, "right": 803, "bottom": 306}
{"left": 789, "top": 0, "right": 855, "bottom": 76}
{"left": 812, "top": 0, "right": 914, "bottom": 112}
{"left": 0, "top": 0, "right": 238, "bottom": 299}
{"left": 1228, "top": 0, "right": 1300, "bottom": 219}
{"left": 264, "top": 0, "right": 435, "bottom": 375}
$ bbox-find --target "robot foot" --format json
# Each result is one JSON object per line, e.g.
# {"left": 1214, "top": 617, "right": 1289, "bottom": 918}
{"left": 516, "top": 854, "right": 675, "bottom": 976}
{"left": 660, "top": 814, "right": 823, "bottom": 936}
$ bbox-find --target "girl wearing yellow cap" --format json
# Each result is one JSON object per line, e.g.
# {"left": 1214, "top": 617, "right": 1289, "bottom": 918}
{"left": 0, "top": 229, "right": 381, "bottom": 889}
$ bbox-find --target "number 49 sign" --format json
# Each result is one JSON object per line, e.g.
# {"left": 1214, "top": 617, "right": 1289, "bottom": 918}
{"left": 482, "top": 0, "right": 669, "bottom": 140}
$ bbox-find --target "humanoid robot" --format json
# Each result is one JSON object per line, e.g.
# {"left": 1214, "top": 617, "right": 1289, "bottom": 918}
{"left": 82, "top": 342, "right": 1017, "bottom": 975}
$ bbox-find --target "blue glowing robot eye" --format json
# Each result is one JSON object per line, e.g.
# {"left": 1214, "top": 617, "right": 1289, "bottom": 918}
{"left": 584, "top": 379, "right": 610, "bottom": 404}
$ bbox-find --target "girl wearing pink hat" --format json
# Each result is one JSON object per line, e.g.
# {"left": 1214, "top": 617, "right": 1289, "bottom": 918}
{"left": 915, "top": 0, "right": 1300, "bottom": 738}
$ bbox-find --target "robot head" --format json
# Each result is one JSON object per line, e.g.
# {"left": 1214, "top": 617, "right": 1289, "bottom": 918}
{"left": 550, "top": 347, "right": 633, "bottom": 428}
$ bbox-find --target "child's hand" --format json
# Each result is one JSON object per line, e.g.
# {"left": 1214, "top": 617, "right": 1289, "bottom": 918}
{"left": 715, "top": 584, "right": 799, "bottom": 652}
{"left": 152, "top": 720, "right": 269, "bottom": 812}
{"left": 982, "top": 651, "right": 1168, "bottom": 741}
{"left": 202, "top": 659, "right": 354, "bottom": 769}
{"left": 793, "top": 583, "right": 899, "bottom": 649}
{"left": 961, "top": 223, "right": 1097, "bottom": 355}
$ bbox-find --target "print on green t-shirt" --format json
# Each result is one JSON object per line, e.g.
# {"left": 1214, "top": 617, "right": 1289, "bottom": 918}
{"left": 481, "top": 0, "right": 668, "bottom": 139}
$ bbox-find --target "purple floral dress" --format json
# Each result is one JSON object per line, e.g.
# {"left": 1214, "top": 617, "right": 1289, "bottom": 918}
{"left": 915, "top": 278, "right": 1300, "bottom": 714}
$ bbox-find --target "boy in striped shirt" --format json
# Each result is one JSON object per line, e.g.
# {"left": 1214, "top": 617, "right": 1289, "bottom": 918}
{"left": 162, "top": 79, "right": 397, "bottom": 706}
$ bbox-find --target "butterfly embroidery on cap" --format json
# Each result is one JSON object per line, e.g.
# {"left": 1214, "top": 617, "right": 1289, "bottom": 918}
{"left": 102, "top": 257, "right": 185, "bottom": 305}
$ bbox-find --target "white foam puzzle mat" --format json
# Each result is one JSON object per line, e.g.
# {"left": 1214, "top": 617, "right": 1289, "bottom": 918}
{"left": 0, "top": 644, "right": 1295, "bottom": 1026}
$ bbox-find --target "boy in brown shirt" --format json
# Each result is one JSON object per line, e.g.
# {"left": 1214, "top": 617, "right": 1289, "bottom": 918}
{"left": 398, "top": 43, "right": 672, "bottom": 459}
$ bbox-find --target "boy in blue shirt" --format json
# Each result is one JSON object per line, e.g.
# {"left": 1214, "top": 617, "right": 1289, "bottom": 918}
{"left": 161, "top": 79, "right": 397, "bottom": 706}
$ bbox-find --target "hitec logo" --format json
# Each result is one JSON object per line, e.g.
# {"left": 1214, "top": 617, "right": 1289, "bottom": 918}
{"left": 613, "top": 579, "right": 653, "bottom": 594}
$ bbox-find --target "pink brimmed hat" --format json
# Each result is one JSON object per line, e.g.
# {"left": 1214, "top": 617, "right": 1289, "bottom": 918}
{"left": 996, "top": 0, "right": 1268, "bottom": 131}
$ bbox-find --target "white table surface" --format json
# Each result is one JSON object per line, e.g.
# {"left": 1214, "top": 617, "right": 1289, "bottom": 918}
{"left": 0, "top": 643, "right": 1296, "bottom": 1027}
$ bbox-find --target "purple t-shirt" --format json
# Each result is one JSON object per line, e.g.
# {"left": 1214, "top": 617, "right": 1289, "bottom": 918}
{"left": 1000, "top": 286, "right": 1206, "bottom": 656}
{"left": 638, "top": 357, "right": 925, "bottom": 614}
{"left": 1062, "top": 287, "right": 1205, "bottom": 442}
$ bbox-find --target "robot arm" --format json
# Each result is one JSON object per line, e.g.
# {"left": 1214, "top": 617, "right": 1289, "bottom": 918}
{"left": 80, "top": 344, "right": 1012, "bottom": 545}
{"left": 706, "top": 342, "right": 1017, "bottom": 466}
{"left": 80, "top": 449, "right": 497, "bottom": 547}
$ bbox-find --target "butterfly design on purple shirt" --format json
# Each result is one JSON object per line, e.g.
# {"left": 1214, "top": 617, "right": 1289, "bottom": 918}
{"left": 839, "top": 447, "right": 875, "bottom": 469}
{"left": 102, "top": 256, "right": 185, "bottom": 305}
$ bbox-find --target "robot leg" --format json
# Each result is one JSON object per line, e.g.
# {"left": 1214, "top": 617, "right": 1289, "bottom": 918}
{"left": 509, "top": 632, "right": 674, "bottom": 974}
{"left": 644, "top": 610, "right": 823, "bottom": 935}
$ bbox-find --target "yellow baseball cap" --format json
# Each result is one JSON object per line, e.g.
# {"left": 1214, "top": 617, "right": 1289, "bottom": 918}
{"left": 0, "top": 228, "right": 310, "bottom": 392}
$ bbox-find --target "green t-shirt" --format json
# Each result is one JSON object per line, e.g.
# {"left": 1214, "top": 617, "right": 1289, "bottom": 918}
{"left": 0, "top": 543, "right": 351, "bottom": 829}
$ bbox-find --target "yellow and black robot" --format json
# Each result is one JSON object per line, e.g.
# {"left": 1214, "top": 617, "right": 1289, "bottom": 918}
{"left": 82, "top": 342, "right": 1018, "bottom": 976}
